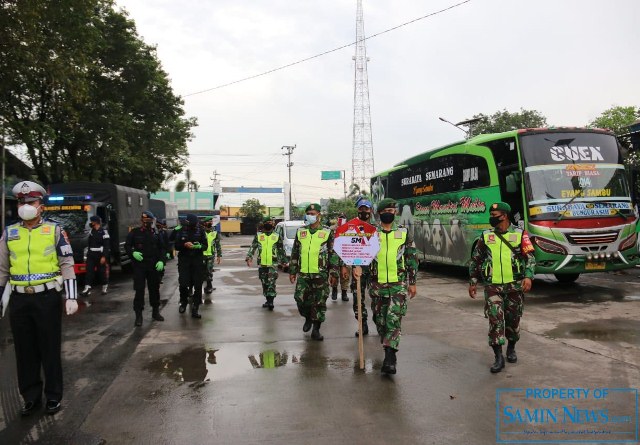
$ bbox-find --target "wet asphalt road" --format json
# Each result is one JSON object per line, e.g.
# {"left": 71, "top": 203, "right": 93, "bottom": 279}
{"left": 0, "top": 235, "right": 638, "bottom": 444}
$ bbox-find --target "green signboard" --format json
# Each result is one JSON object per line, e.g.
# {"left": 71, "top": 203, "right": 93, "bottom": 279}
{"left": 321, "top": 170, "right": 342, "bottom": 180}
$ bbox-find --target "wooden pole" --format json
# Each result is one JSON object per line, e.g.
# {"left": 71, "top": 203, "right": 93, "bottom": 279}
{"left": 356, "top": 266, "right": 364, "bottom": 369}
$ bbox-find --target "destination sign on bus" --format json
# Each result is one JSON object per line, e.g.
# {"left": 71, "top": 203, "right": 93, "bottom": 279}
{"left": 529, "top": 201, "right": 632, "bottom": 217}
{"left": 43, "top": 205, "right": 84, "bottom": 211}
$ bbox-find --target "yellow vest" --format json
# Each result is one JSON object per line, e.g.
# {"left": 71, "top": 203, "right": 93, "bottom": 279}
{"left": 297, "top": 228, "right": 330, "bottom": 273}
{"left": 203, "top": 231, "right": 217, "bottom": 256}
{"left": 483, "top": 230, "right": 523, "bottom": 284}
{"left": 257, "top": 232, "right": 279, "bottom": 266}
{"left": 6, "top": 222, "right": 61, "bottom": 285}
{"left": 376, "top": 229, "right": 407, "bottom": 283}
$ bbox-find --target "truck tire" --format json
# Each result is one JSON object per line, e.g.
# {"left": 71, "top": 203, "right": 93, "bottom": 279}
{"left": 554, "top": 273, "right": 579, "bottom": 283}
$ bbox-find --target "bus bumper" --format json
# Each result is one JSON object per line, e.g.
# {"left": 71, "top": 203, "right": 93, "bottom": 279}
{"left": 534, "top": 249, "right": 640, "bottom": 274}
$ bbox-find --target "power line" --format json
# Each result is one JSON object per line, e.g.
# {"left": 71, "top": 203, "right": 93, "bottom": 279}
{"left": 183, "top": 0, "right": 472, "bottom": 97}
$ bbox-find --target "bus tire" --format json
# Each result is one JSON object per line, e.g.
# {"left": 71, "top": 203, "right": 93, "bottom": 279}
{"left": 554, "top": 273, "right": 579, "bottom": 283}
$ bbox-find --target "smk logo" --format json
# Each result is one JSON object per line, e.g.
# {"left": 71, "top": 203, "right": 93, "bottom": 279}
{"left": 550, "top": 146, "right": 604, "bottom": 162}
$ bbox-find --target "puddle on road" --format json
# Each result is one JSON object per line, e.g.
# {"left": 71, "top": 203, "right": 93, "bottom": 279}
{"left": 546, "top": 318, "right": 640, "bottom": 343}
{"left": 144, "top": 345, "right": 378, "bottom": 383}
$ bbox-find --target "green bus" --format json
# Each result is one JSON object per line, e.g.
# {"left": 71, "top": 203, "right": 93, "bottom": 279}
{"left": 370, "top": 128, "right": 640, "bottom": 282}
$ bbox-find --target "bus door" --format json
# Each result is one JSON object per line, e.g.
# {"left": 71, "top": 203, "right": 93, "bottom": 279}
{"left": 484, "top": 137, "right": 525, "bottom": 228}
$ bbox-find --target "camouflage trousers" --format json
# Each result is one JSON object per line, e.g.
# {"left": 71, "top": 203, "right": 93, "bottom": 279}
{"left": 294, "top": 273, "right": 329, "bottom": 322}
{"left": 203, "top": 256, "right": 214, "bottom": 282}
{"left": 338, "top": 266, "right": 350, "bottom": 291}
{"left": 258, "top": 266, "right": 278, "bottom": 300}
{"left": 369, "top": 281, "right": 408, "bottom": 350}
{"left": 484, "top": 282, "right": 524, "bottom": 346}
{"left": 350, "top": 268, "right": 370, "bottom": 321}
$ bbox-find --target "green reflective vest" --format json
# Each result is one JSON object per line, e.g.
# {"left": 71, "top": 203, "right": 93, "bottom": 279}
{"left": 297, "top": 228, "right": 330, "bottom": 274}
{"left": 483, "top": 230, "right": 523, "bottom": 284}
{"left": 257, "top": 232, "right": 279, "bottom": 266}
{"left": 203, "top": 231, "right": 217, "bottom": 257}
{"left": 7, "top": 222, "right": 61, "bottom": 285}
{"left": 377, "top": 228, "right": 407, "bottom": 283}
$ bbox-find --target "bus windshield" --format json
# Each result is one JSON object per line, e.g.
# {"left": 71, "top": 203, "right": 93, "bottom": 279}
{"left": 43, "top": 207, "right": 88, "bottom": 235}
{"left": 520, "top": 132, "right": 633, "bottom": 219}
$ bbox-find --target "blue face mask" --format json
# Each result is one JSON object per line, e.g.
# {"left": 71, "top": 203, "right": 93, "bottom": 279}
{"left": 305, "top": 214, "right": 318, "bottom": 225}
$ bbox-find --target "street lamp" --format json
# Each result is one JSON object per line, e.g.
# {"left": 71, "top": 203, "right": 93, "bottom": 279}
{"left": 438, "top": 116, "right": 483, "bottom": 138}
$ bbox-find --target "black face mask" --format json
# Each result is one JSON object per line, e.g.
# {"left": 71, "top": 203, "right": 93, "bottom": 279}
{"left": 380, "top": 213, "right": 395, "bottom": 224}
{"left": 489, "top": 216, "right": 503, "bottom": 227}
{"left": 358, "top": 212, "right": 370, "bottom": 221}
{"left": 263, "top": 223, "right": 273, "bottom": 231}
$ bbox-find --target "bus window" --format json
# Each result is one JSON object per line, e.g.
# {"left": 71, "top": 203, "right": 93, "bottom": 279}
{"left": 483, "top": 137, "right": 524, "bottom": 225}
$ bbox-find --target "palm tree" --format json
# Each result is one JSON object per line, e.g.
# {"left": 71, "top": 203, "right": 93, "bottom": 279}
{"left": 175, "top": 169, "right": 199, "bottom": 192}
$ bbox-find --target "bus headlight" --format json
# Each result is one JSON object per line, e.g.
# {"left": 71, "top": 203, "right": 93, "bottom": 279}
{"left": 532, "top": 237, "right": 567, "bottom": 255}
{"left": 619, "top": 233, "right": 637, "bottom": 251}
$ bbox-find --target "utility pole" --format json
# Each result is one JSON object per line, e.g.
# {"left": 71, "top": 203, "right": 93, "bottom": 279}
{"left": 210, "top": 170, "right": 221, "bottom": 208}
{"left": 281, "top": 145, "right": 295, "bottom": 217}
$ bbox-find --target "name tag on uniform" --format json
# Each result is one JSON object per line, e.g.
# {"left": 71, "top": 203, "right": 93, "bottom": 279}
{"left": 41, "top": 225, "right": 52, "bottom": 235}
{"left": 317, "top": 232, "right": 326, "bottom": 239}
{"left": 509, "top": 234, "right": 517, "bottom": 243}
{"left": 487, "top": 234, "right": 496, "bottom": 244}
{"left": 8, "top": 228, "right": 20, "bottom": 240}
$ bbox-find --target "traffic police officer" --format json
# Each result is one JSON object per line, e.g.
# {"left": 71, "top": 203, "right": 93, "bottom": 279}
{"left": 369, "top": 198, "right": 418, "bottom": 375}
{"left": 175, "top": 214, "right": 208, "bottom": 318}
{"left": 202, "top": 218, "right": 222, "bottom": 299}
{"left": 289, "top": 203, "right": 339, "bottom": 341}
{"left": 0, "top": 181, "right": 78, "bottom": 415}
{"left": 246, "top": 216, "right": 286, "bottom": 310}
{"left": 468, "top": 202, "right": 535, "bottom": 373}
{"left": 125, "top": 210, "right": 166, "bottom": 326}
{"left": 80, "top": 215, "right": 110, "bottom": 296}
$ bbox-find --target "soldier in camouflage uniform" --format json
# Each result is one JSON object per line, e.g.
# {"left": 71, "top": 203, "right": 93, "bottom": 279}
{"left": 202, "top": 218, "right": 222, "bottom": 300}
{"left": 469, "top": 201, "right": 535, "bottom": 373}
{"left": 289, "top": 203, "right": 339, "bottom": 341}
{"left": 369, "top": 198, "right": 418, "bottom": 374}
{"left": 245, "top": 216, "right": 286, "bottom": 310}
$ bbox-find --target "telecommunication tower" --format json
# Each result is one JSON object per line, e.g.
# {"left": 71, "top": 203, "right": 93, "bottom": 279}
{"left": 351, "top": 0, "right": 375, "bottom": 192}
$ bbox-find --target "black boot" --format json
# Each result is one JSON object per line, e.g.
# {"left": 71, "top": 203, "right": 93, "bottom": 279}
{"left": 178, "top": 301, "right": 187, "bottom": 314}
{"left": 490, "top": 345, "right": 505, "bottom": 373}
{"left": 381, "top": 347, "right": 397, "bottom": 374}
{"left": 355, "top": 319, "right": 369, "bottom": 337}
{"left": 331, "top": 286, "right": 338, "bottom": 301}
{"left": 191, "top": 306, "right": 202, "bottom": 319}
{"left": 311, "top": 321, "right": 323, "bottom": 341}
{"left": 341, "top": 289, "right": 349, "bottom": 301}
{"left": 204, "top": 281, "right": 213, "bottom": 294}
{"left": 267, "top": 296, "right": 274, "bottom": 311}
{"left": 152, "top": 308, "right": 164, "bottom": 321}
{"left": 506, "top": 341, "right": 517, "bottom": 363}
{"left": 302, "top": 317, "right": 313, "bottom": 332}
{"left": 134, "top": 311, "right": 143, "bottom": 327}
{"left": 262, "top": 301, "right": 270, "bottom": 308}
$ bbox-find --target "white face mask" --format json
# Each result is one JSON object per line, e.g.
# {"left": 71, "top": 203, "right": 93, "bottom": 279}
{"left": 18, "top": 204, "right": 40, "bottom": 221}
{"left": 305, "top": 214, "right": 318, "bottom": 225}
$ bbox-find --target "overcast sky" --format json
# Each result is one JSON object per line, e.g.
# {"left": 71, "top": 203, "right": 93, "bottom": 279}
{"left": 117, "top": 0, "right": 640, "bottom": 203}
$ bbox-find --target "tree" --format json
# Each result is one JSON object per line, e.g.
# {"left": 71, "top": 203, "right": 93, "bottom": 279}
{"left": 175, "top": 169, "right": 198, "bottom": 192}
{"left": 467, "top": 108, "right": 547, "bottom": 138}
{"left": 238, "top": 199, "right": 266, "bottom": 221}
{"left": 0, "top": 0, "right": 197, "bottom": 191}
{"left": 326, "top": 198, "right": 357, "bottom": 222}
{"left": 589, "top": 105, "right": 640, "bottom": 149}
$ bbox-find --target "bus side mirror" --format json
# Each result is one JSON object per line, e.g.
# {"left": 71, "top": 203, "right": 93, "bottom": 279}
{"left": 506, "top": 172, "right": 521, "bottom": 193}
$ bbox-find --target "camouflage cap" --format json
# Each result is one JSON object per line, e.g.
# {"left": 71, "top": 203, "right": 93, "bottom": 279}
{"left": 305, "top": 203, "right": 321, "bottom": 212}
{"left": 377, "top": 198, "right": 397, "bottom": 213}
{"left": 262, "top": 215, "right": 273, "bottom": 222}
{"left": 490, "top": 201, "right": 511, "bottom": 213}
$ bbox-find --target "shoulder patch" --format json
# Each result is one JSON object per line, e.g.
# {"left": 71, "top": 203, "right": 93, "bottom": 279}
{"left": 8, "top": 227, "right": 20, "bottom": 240}
{"left": 487, "top": 234, "right": 496, "bottom": 244}
{"left": 317, "top": 231, "right": 326, "bottom": 239}
{"left": 41, "top": 225, "right": 52, "bottom": 235}
{"left": 259, "top": 234, "right": 265, "bottom": 241}
{"left": 299, "top": 230, "right": 308, "bottom": 239}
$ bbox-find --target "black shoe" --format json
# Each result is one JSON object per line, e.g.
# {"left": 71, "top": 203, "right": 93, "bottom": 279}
{"left": 191, "top": 307, "right": 201, "bottom": 319}
{"left": 20, "top": 399, "right": 41, "bottom": 416}
{"left": 331, "top": 287, "right": 338, "bottom": 301}
{"left": 381, "top": 347, "right": 397, "bottom": 374}
{"left": 268, "top": 302, "right": 274, "bottom": 311}
{"left": 134, "top": 312, "right": 143, "bottom": 327}
{"left": 178, "top": 303, "right": 187, "bottom": 314}
{"left": 355, "top": 320, "right": 369, "bottom": 337}
{"left": 302, "top": 317, "right": 313, "bottom": 332}
{"left": 45, "top": 399, "right": 61, "bottom": 415}
{"left": 490, "top": 345, "right": 505, "bottom": 373}
{"left": 506, "top": 342, "right": 517, "bottom": 363}
{"left": 152, "top": 309, "right": 164, "bottom": 321}
{"left": 204, "top": 282, "right": 213, "bottom": 294}
{"left": 341, "top": 290, "right": 349, "bottom": 302}
{"left": 262, "top": 301, "right": 270, "bottom": 308}
{"left": 311, "top": 321, "right": 323, "bottom": 341}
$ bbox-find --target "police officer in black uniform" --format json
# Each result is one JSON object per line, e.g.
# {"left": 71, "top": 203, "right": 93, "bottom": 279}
{"left": 175, "top": 213, "right": 208, "bottom": 319}
{"left": 125, "top": 210, "right": 166, "bottom": 326}
{"left": 80, "top": 215, "right": 110, "bottom": 297}
{"left": 156, "top": 219, "right": 171, "bottom": 283}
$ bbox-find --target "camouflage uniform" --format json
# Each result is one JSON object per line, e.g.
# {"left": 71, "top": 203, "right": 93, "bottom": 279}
{"left": 289, "top": 226, "right": 339, "bottom": 323}
{"left": 245, "top": 230, "right": 286, "bottom": 304}
{"left": 369, "top": 223, "right": 418, "bottom": 350}
{"left": 469, "top": 225, "right": 535, "bottom": 346}
{"left": 203, "top": 229, "right": 222, "bottom": 296}
{"left": 350, "top": 265, "right": 370, "bottom": 321}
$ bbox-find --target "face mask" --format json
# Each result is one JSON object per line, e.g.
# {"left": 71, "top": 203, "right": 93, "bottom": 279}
{"left": 305, "top": 214, "right": 317, "bottom": 225}
{"left": 358, "top": 212, "right": 371, "bottom": 221}
{"left": 18, "top": 204, "right": 39, "bottom": 221}
{"left": 380, "top": 213, "right": 395, "bottom": 224}
{"left": 263, "top": 223, "right": 273, "bottom": 231}
{"left": 489, "top": 216, "right": 503, "bottom": 227}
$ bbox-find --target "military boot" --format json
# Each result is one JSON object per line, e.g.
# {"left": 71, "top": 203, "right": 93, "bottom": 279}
{"left": 341, "top": 289, "right": 349, "bottom": 302}
{"left": 267, "top": 296, "right": 275, "bottom": 311}
{"left": 134, "top": 311, "right": 143, "bottom": 327}
{"left": 331, "top": 286, "right": 338, "bottom": 301}
{"left": 302, "top": 317, "right": 313, "bottom": 332}
{"left": 262, "top": 300, "right": 270, "bottom": 308}
{"left": 191, "top": 305, "right": 202, "bottom": 319}
{"left": 381, "top": 347, "right": 397, "bottom": 374}
{"left": 152, "top": 308, "right": 165, "bottom": 321}
{"left": 355, "top": 319, "right": 369, "bottom": 337}
{"left": 204, "top": 281, "right": 213, "bottom": 294}
{"left": 490, "top": 345, "right": 505, "bottom": 373}
{"left": 506, "top": 341, "right": 517, "bottom": 363}
{"left": 311, "top": 321, "right": 324, "bottom": 341}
